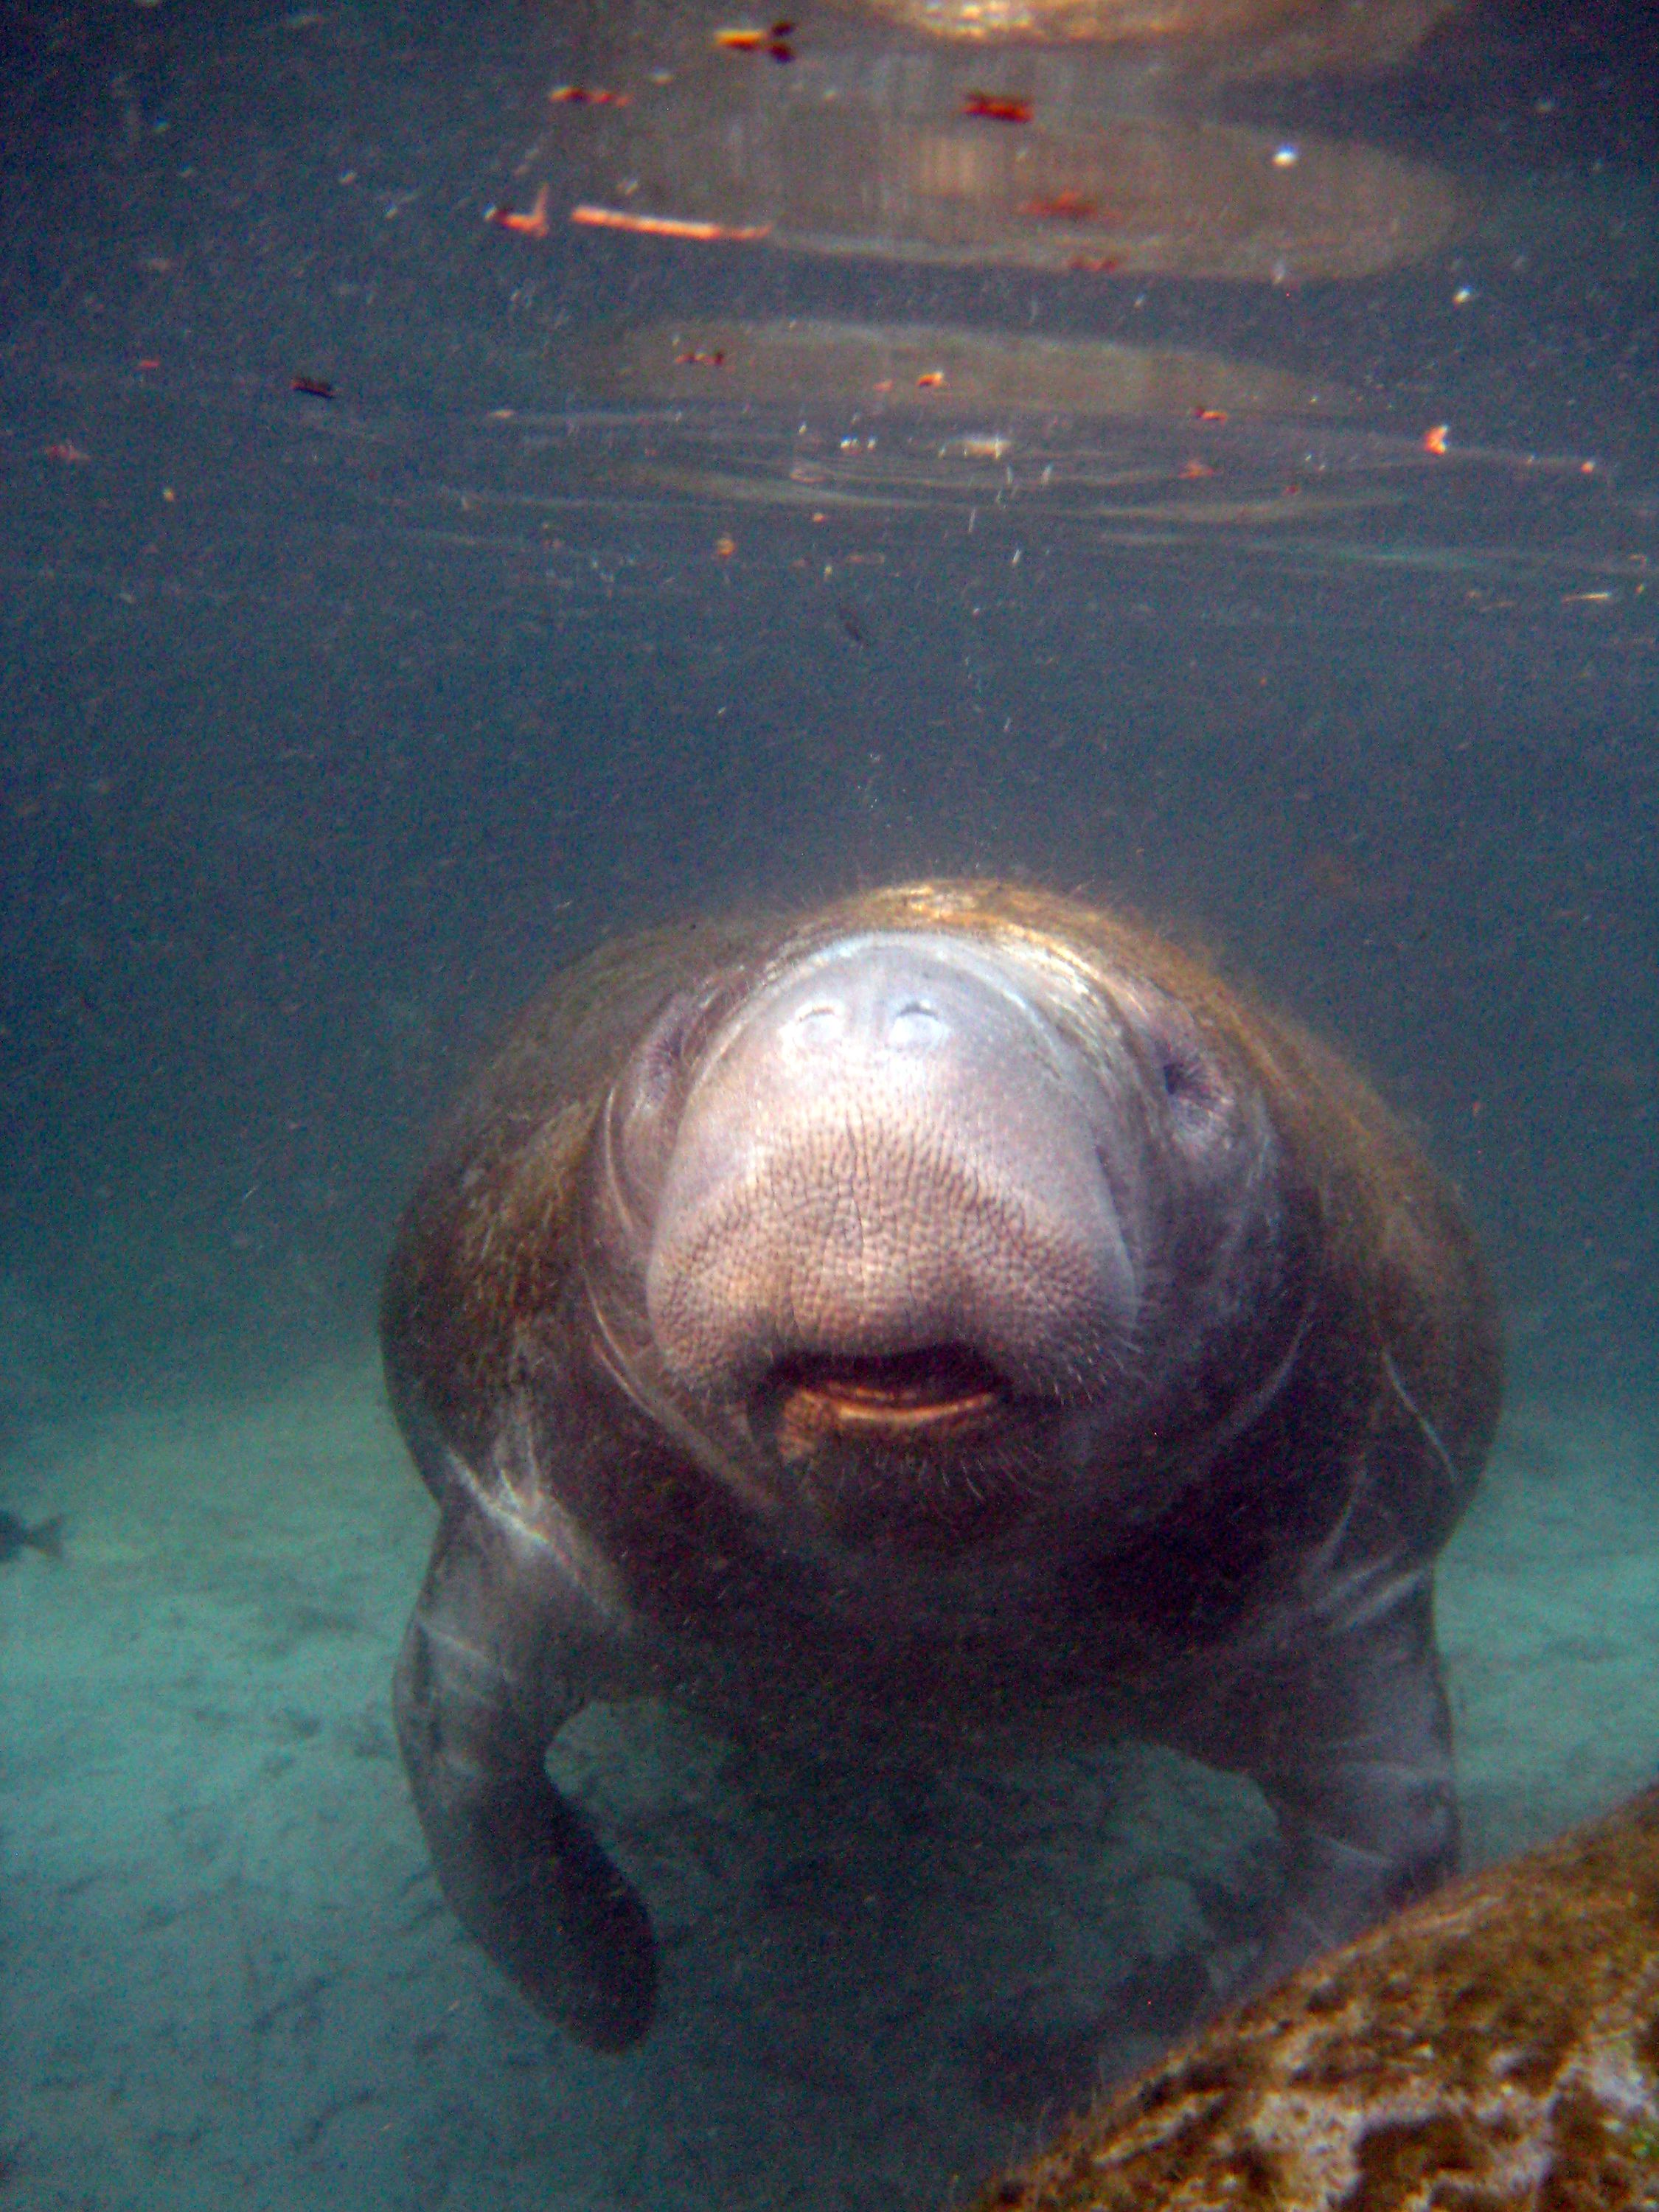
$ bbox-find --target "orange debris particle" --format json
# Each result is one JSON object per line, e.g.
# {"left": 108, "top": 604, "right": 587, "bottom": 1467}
{"left": 1194, "top": 407, "right": 1228, "bottom": 423}
{"left": 1018, "top": 192, "right": 1099, "bottom": 220}
{"left": 571, "top": 204, "right": 772, "bottom": 243}
{"left": 1422, "top": 422, "right": 1450, "bottom": 456}
{"left": 485, "top": 184, "right": 551, "bottom": 238}
{"left": 915, "top": 371, "right": 946, "bottom": 389}
{"left": 1179, "top": 460, "right": 1217, "bottom": 479}
{"left": 714, "top": 19, "right": 794, "bottom": 59}
{"left": 549, "top": 84, "right": 632, "bottom": 105}
{"left": 714, "top": 534, "right": 737, "bottom": 558}
{"left": 962, "top": 91, "right": 1033, "bottom": 122}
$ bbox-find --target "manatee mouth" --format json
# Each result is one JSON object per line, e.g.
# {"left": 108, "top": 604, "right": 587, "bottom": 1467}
{"left": 766, "top": 1346, "right": 1005, "bottom": 1463}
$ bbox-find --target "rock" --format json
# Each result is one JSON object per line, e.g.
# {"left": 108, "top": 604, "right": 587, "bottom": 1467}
{"left": 975, "top": 1786, "right": 1659, "bottom": 2210}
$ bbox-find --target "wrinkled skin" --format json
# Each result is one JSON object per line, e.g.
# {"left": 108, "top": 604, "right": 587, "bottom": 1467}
{"left": 383, "top": 881, "right": 1500, "bottom": 2052}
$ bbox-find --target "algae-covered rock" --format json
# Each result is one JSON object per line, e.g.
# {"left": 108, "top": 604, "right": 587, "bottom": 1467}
{"left": 975, "top": 1785, "right": 1659, "bottom": 2210}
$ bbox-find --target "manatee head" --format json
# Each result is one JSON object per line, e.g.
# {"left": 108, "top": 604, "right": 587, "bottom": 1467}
{"left": 588, "top": 922, "right": 1299, "bottom": 1557}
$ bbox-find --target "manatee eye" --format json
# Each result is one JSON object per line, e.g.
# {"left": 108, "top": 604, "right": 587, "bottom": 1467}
{"left": 1135, "top": 1003, "right": 1225, "bottom": 1133}
{"left": 1160, "top": 1048, "right": 1212, "bottom": 1109}
{"left": 888, "top": 998, "right": 944, "bottom": 1048}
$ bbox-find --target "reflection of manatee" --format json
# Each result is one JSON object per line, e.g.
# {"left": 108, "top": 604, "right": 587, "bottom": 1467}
{"left": 586, "top": 318, "right": 1354, "bottom": 418}
{"left": 383, "top": 880, "right": 1500, "bottom": 2051}
{"left": 978, "top": 1784, "right": 1659, "bottom": 2210}
{"left": 549, "top": 7, "right": 1467, "bottom": 280}
{"left": 844, "top": 0, "right": 1461, "bottom": 76}
{"left": 720, "top": 114, "right": 1464, "bottom": 282}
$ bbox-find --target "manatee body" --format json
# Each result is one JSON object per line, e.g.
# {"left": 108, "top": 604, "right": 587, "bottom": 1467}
{"left": 382, "top": 880, "right": 1500, "bottom": 2051}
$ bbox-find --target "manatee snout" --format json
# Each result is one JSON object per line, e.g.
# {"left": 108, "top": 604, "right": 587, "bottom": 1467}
{"left": 641, "top": 934, "right": 1139, "bottom": 1412}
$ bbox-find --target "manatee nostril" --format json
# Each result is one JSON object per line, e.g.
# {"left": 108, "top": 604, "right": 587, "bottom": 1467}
{"left": 789, "top": 1001, "right": 845, "bottom": 1043}
{"left": 887, "top": 999, "right": 944, "bottom": 1048}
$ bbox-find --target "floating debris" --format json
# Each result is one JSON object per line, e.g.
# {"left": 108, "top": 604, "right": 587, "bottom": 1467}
{"left": 713, "top": 18, "right": 796, "bottom": 60}
{"left": 549, "top": 83, "right": 633, "bottom": 105}
{"left": 961, "top": 89, "right": 1034, "bottom": 120}
{"left": 570, "top": 204, "right": 773, "bottom": 243}
{"left": 484, "top": 184, "right": 550, "bottom": 237}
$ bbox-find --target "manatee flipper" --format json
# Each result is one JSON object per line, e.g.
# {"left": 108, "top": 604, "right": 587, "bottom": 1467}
{"left": 392, "top": 1512, "right": 657, "bottom": 2050}
{"left": 1175, "top": 1566, "right": 1458, "bottom": 2003}
{"left": 1247, "top": 1568, "right": 1457, "bottom": 1994}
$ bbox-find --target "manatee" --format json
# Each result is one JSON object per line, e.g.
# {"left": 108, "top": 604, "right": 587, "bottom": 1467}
{"left": 381, "top": 879, "right": 1500, "bottom": 2051}
{"left": 974, "top": 1784, "right": 1659, "bottom": 2211}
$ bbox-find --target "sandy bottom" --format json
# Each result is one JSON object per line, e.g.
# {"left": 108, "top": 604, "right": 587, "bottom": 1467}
{"left": 4, "top": 1363, "right": 1658, "bottom": 2211}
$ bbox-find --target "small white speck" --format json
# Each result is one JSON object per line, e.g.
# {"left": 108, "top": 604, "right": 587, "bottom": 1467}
{"left": 1453, "top": 285, "right": 1475, "bottom": 305}
{"left": 1271, "top": 144, "right": 1299, "bottom": 168}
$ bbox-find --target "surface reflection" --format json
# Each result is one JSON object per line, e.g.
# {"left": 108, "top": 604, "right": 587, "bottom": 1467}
{"left": 846, "top": 0, "right": 1458, "bottom": 72}
{"left": 517, "top": 0, "right": 1467, "bottom": 282}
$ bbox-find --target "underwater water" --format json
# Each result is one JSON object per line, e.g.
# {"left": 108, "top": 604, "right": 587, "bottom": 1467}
{"left": 1, "top": 0, "right": 1657, "bottom": 2205}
